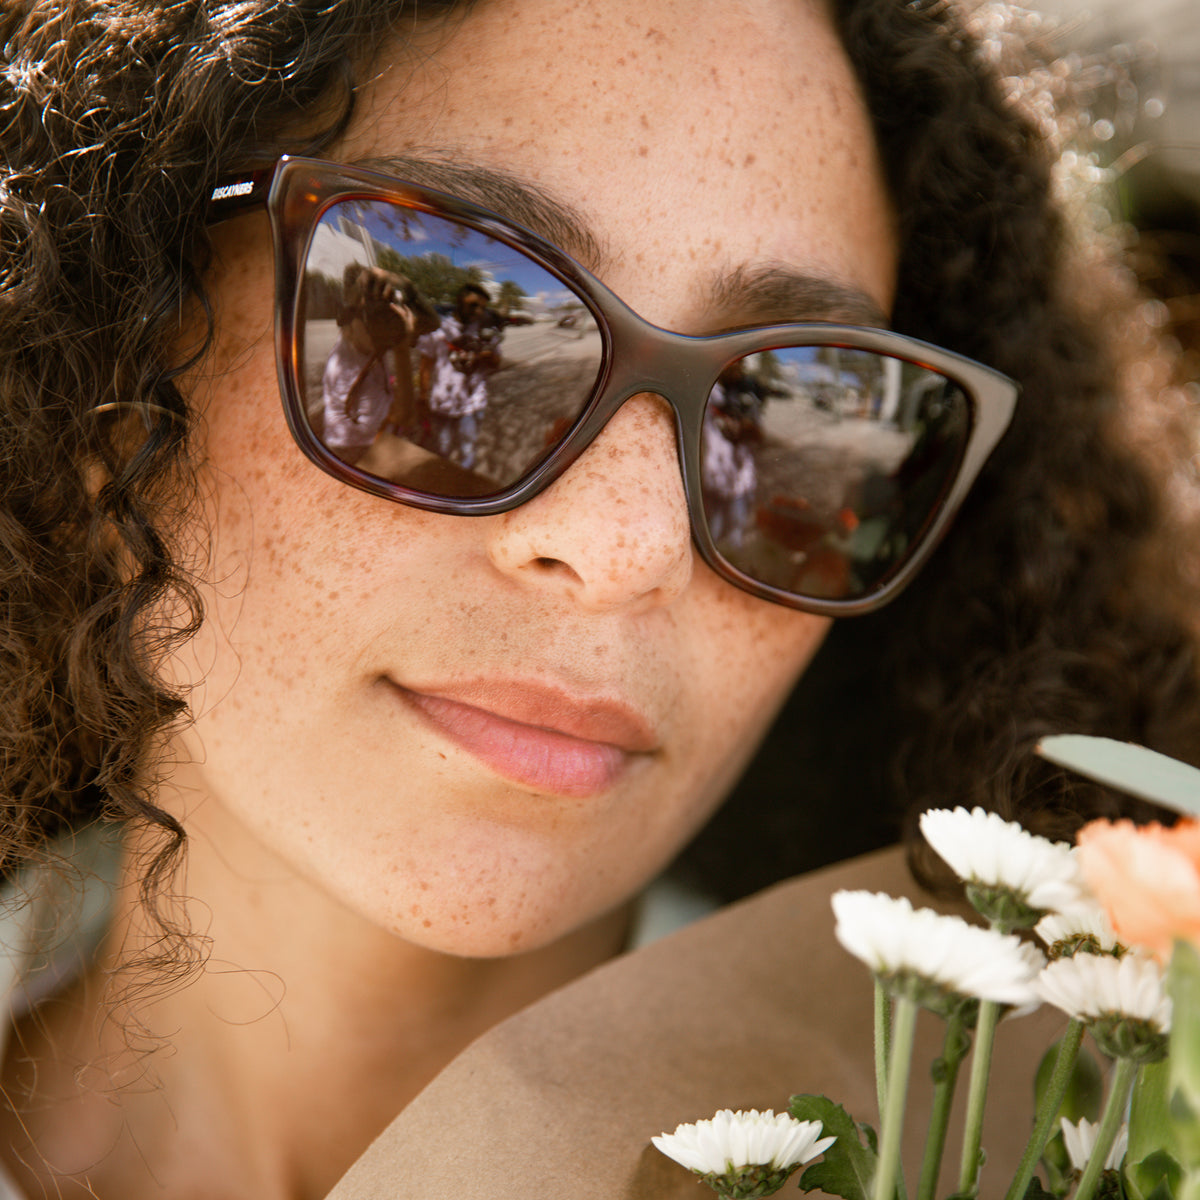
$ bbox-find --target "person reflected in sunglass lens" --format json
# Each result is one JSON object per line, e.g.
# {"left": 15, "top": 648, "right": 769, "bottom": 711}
{"left": 319, "top": 263, "right": 440, "bottom": 466}
{"left": 416, "top": 283, "right": 502, "bottom": 472}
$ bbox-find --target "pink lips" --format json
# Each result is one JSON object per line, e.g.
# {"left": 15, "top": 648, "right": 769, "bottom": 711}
{"left": 389, "top": 679, "right": 657, "bottom": 798}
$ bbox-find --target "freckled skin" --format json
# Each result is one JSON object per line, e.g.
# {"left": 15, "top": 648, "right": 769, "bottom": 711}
{"left": 165, "top": 0, "right": 897, "bottom": 960}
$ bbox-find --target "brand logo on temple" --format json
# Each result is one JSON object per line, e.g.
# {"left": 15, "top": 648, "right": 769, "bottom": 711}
{"left": 211, "top": 181, "right": 255, "bottom": 201}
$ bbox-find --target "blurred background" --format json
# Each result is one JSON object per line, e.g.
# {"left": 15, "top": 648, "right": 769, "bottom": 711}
{"left": 1036, "top": 0, "right": 1200, "bottom": 381}
{"left": 1036, "top": 0, "right": 1199, "bottom": 210}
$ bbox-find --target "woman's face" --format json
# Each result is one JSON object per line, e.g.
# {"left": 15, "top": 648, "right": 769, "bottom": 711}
{"left": 171, "top": 0, "right": 897, "bottom": 956}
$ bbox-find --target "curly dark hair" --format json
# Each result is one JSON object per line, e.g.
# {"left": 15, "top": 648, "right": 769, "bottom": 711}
{"left": 0, "top": 0, "right": 1196, "bottom": 923}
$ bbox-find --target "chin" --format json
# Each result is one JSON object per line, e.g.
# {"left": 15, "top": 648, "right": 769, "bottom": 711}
{"left": 370, "top": 892, "right": 614, "bottom": 960}
{"left": 397, "top": 918, "right": 578, "bottom": 960}
{"left": 334, "top": 845, "right": 638, "bottom": 961}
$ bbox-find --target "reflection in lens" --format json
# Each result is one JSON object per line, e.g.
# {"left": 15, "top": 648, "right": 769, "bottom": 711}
{"left": 702, "top": 346, "right": 970, "bottom": 601}
{"left": 297, "top": 198, "right": 603, "bottom": 498}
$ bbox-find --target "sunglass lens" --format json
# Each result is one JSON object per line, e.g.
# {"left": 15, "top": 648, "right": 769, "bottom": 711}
{"left": 701, "top": 346, "right": 971, "bottom": 601}
{"left": 297, "top": 199, "right": 603, "bottom": 497}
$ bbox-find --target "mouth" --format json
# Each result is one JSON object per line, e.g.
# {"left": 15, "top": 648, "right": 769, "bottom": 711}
{"left": 385, "top": 679, "right": 658, "bottom": 798}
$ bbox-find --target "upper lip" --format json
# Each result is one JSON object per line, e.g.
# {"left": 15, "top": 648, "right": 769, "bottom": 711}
{"left": 391, "top": 677, "right": 660, "bottom": 753}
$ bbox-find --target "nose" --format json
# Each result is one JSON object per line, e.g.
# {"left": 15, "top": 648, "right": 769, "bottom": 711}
{"left": 485, "top": 394, "right": 693, "bottom": 612}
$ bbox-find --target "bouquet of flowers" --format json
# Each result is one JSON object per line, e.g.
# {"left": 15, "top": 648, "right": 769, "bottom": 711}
{"left": 653, "top": 737, "right": 1200, "bottom": 1200}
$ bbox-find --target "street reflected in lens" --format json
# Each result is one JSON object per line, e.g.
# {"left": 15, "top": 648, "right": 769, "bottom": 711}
{"left": 702, "top": 346, "right": 970, "bottom": 599}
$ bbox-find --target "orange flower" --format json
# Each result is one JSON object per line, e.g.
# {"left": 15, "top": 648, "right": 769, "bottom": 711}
{"left": 1076, "top": 818, "right": 1200, "bottom": 961}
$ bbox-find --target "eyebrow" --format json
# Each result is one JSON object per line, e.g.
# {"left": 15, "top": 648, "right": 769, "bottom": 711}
{"left": 358, "top": 153, "right": 888, "bottom": 329}
{"left": 704, "top": 264, "right": 889, "bottom": 330}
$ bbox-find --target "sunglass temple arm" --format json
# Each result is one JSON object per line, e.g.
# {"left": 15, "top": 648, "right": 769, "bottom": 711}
{"left": 207, "top": 164, "right": 280, "bottom": 224}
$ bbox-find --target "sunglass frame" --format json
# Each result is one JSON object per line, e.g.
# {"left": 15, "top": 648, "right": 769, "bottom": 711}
{"left": 218, "top": 154, "right": 1018, "bottom": 616}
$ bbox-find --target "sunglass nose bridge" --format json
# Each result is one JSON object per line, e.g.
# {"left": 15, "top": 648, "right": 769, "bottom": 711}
{"left": 599, "top": 324, "right": 725, "bottom": 426}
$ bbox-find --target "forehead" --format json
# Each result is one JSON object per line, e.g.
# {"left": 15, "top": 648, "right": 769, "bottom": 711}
{"left": 341, "top": 0, "right": 897, "bottom": 328}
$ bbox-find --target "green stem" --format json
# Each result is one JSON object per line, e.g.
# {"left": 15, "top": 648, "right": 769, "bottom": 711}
{"left": 916, "top": 1010, "right": 971, "bottom": 1200}
{"left": 874, "top": 980, "right": 907, "bottom": 1200}
{"left": 957, "top": 999, "right": 1000, "bottom": 1195}
{"left": 875, "top": 978, "right": 892, "bottom": 1129}
{"left": 873, "top": 993, "right": 918, "bottom": 1200}
{"left": 1074, "top": 1056, "right": 1136, "bottom": 1200}
{"left": 1003, "top": 1018, "right": 1085, "bottom": 1200}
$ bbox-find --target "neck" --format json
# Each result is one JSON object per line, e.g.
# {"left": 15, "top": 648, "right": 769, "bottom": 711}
{"left": 2, "top": 805, "right": 632, "bottom": 1200}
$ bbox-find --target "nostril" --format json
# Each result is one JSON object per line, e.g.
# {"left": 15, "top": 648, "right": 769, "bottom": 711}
{"left": 527, "top": 554, "right": 586, "bottom": 589}
{"left": 530, "top": 556, "right": 583, "bottom": 583}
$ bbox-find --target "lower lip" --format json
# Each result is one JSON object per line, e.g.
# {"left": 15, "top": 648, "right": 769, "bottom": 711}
{"left": 392, "top": 686, "right": 634, "bottom": 797}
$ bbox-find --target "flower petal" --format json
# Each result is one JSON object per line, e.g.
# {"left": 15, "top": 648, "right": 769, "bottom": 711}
{"left": 653, "top": 1110, "right": 834, "bottom": 1175}
{"left": 1076, "top": 818, "right": 1200, "bottom": 961}
{"left": 1036, "top": 953, "right": 1171, "bottom": 1030}
{"left": 919, "top": 807, "right": 1083, "bottom": 912}
{"left": 832, "top": 890, "right": 1044, "bottom": 1005}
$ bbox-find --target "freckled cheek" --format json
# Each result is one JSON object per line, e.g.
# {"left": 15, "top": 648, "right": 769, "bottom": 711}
{"left": 687, "top": 583, "right": 829, "bottom": 749}
{"left": 197, "top": 348, "right": 365, "bottom": 562}
{"left": 181, "top": 370, "right": 372, "bottom": 686}
{"left": 192, "top": 225, "right": 358, "bottom": 561}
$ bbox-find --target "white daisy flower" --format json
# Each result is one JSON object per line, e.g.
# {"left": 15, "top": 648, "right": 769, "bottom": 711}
{"left": 1035, "top": 904, "right": 1124, "bottom": 959}
{"left": 831, "top": 890, "right": 1045, "bottom": 1007}
{"left": 919, "top": 807, "right": 1085, "bottom": 917}
{"left": 1060, "top": 1116, "right": 1128, "bottom": 1172}
{"left": 1037, "top": 953, "right": 1171, "bottom": 1059}
{"left": 652, "top": 1110, "right": 834, "bottom": 1190}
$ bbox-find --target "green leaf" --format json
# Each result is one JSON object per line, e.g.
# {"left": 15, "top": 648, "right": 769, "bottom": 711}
{"left": 1039, "top": 1131, "right": 1072, "bottom": 1198}
{"left": 1034, "top": 1037, "right": 1103, "bottom": 1124}
{"left": 1035, "top": 736, "right": 1200, "bottom": 816}
{"left": 788, "top": 1095, "right": 877, "bottom": 1200}
{"left": 859, "top": 1123, "right": 879, "bottom": 1155}
{"left": 1168, "top": 941, "right": 1200, "bottom": 1169}
{"left": 1144, "top": 1175, "right": 1181, "bottom": 1200}
{"left": 1126, "top": 1149, "right": 1183, "bottom": 1200}
{"left": 1128, "top": 1059, "right": 1175, "bottom": 1190}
